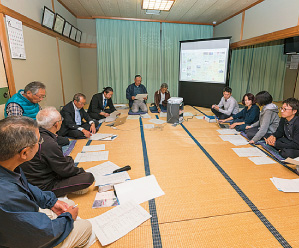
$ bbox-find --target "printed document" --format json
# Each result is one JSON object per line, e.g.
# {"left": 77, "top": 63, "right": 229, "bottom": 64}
{"left": 127, "top": 115, "right": 140, "bottom": 120}
{"left": 86, "top": 161, "right": 120, "bottom": 179}
{"left": 232, "top": 147, "right": 266, "bottom": 157}
{"left": 143, "top": 124, "right": 155, "bottom": 129}
{"left": 141, "top": 113, "right": 151, "bottom": 118}
{"left": 159, "top": 112, "right": 167, "bottom": 118}
{"left": 82, "top": 144, "right": 105, "bottom": 152}
{"left": 135, "top": 94, "right": 148, "bottom": 100}
{"left": 270, "top": 177, "right": 299, "bottom": 192}
{"left": 114, "top": 175, "right": 165, "bottom": 205}
{"left": 88, "top": 201, "right": 151, "bottom": 246}
{"left": 74, "top": 151, "right": 109, "bottom": 163}
{"left": 248, "top": 156, "right": 276, "bottom": 165}
{"left": 149, "top": 119, "right": 166, "bottom": 125}
{"left": 219, "top": 135, "right": 248, "bottom": 146}
{"left": 183, "top": 112, "right": 193, "bottom": 117}
{"left": 217, "top": 129, "right": 240, "bottom": 135}
{"left": 92, "top": 191, "right": 119, "bottom": 208}
{"left": 90, "top": 133, "right": 114, "bottom": 140}
{"left": 94, "top": 172, "right": 130, "bottom": 187}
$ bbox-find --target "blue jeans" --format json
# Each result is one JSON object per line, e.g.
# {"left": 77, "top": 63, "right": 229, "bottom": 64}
{"left": 149, "top": 104, "right": 167, "bottom": 112}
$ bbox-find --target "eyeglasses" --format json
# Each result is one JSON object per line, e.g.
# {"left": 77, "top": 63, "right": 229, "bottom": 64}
{"left": 280, "top": 107, "right": 293, "bottom": 112}
{"left": 53, "top": 118, "right": 63, "bottom": 126}
{"left": 18, "top": 137, "right": 44, "bottom": 153}
{"left": 34, "top": 94, "right": 46, "bottom": 99}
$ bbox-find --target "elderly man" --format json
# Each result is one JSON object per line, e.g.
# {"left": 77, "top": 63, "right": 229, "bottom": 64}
{"left": 59, "top": 93, "right": 97, "bottom": 139}
{"left": 0, "top": 116, "right": 92, "bottom": 248}
{"left": 5, "top": 81, "right": 46, "bottom": 119}
{"left": 20, "top": 107, "right": 94, "bottom": 197}
{"left": 5, "top": 81, "right": 69, "bottom": 146}
{"left": 126, "top": 75, "right": 148, "bottom": 113}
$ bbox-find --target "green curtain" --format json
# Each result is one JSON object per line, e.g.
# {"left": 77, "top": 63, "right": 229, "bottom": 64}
{"left": 96, "top": 19, "right": 161, "bottom": 103}
{"left": 161, "top": 23, "right": 213, "bottom": 97}
{"left": 96, "top": 19, "right": 213, "bottom": 103}
{"left": 229, "top": 40, "right": 287, "bottom": 101}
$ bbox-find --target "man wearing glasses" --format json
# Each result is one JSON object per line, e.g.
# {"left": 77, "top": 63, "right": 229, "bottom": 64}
{"left": 0, "top": 116, "right": 92, "bottom": 248}
{"left": 59, "top": 93, "right": 97, "bottom": 139}
{"left": 4, "top": 81, "right": 69, "bottom": 147}
{"left": 20, "top": 107, "right": 94, "bottom": 197}
{"left": 5, "top": 81, "right": 46, "bottom": 119}
{"left": 265, "top": 98, "right": 299, "bottom": 158}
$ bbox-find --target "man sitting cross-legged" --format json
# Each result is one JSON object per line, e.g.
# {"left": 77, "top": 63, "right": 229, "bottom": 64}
{"left": 265, "top": 98, "right": 299, "bottom": 158}
{"left": 20, "top": 107, "right": 94, "bottom": 197}
{"left": 0, "top": 116, "right": 92, "bottom": 248}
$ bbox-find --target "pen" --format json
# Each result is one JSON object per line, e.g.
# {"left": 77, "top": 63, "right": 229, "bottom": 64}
{"left": 72, "top": 204, "right": 78, "bottom": 209}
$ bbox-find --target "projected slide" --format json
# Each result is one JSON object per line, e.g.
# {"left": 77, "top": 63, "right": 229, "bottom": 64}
{"left": 179, "top": 38, "right": 230, "bottom": 84}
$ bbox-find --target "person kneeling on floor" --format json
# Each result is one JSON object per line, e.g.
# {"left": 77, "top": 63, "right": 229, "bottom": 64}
{"left": 265, "top": 98, "right": 299, "bottom": 158}
{"left": 0, "top": 116, "right": 92, "bottom": 248}
{"left": 20, "top": 107, "right": 94, "bottom": 197}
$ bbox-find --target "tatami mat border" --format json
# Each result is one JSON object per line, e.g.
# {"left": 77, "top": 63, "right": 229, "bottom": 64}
{"left": 139, "top": 117, "right": 162, "bottom": 248}
{"left": 180, "top": 122, "right": 291, "bottom": 248}
{"left": 192, "top": 106, "right": 208, "bottom": 116}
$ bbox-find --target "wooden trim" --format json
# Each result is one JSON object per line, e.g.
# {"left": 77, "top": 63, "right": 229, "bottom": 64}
{"left": 51, "top": 0, "right": 55, "bottom": 12}
{"left": 0, "top": 13, "right": 16, "bottom": 96}
{"left": 230, "top": 25, "right": 299, "bottom": 49}
{"left": 77, "top": 16, "right": 93, "bottom": 19}
{"left": 240, "top": 11, "right": 245, "bottom": 41}
{"left": 216, "top": 0, "right": 264, "bottom": 26}
{"left": 91, "top": 15, "right": 213, "bottom": 25}
{"left": 56, "top": 0, "right": 77, "bottom": 18}
{"left": 56, "top": 38, "right": 66, "bottom": 105}
{"left": 80, "top": 43, "right": 97, "bottom": 48}
{"left": 0, "top": 4, "right": 80, "bottom": 48}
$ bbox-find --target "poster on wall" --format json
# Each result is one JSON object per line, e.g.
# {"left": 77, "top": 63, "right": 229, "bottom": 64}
{"left": 6, "top": 15, "right": 26, "bottom": 60}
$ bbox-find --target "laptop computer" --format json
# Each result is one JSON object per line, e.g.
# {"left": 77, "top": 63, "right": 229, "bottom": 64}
{"left": 216, "top": 117, "right": 230, "bottom": 129}
{"left": 106, "top": 116, "right": 127, "bottom": 127}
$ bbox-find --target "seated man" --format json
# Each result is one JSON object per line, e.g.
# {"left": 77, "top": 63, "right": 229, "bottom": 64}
{"left": 126, "top": 75, "right": 148, "bottom": 113}
{"left": 0, "top": 116, "right": 92, "bottom": 248}
{"left": 5, "top": 81, "right": 45, "bottom": 119}
{"left": 211, "top": 86, "right": 239, "bottom": 119}
{"left": 5, "top": 81, "right": 69, "bottom": 146}
{"left": 87, "top": 86, "right": 116, "bottom": 120}
{"left": 150, "top": 83, "right": 170, "bottom": 113}
{"left": 59, "top": 93, "right": 97, "bottom": 139}
{"left": 265, "top": 98, "right": 299, "bottom": 158}
{"left": 20, "top": 107, "right": 95, "bottom": 197}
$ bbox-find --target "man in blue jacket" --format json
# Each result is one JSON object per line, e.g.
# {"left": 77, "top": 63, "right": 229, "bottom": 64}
{"left": 0, "top": 116, "right": 92, "bottom": 248}
{"left": 126, "top": 75, "right": 148, "bottom": 113}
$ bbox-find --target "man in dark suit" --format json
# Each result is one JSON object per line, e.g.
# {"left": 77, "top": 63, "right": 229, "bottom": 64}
{"left": 58, "top": 93, "right": 97, "bottom": 139}
{"left": 87, "top": 87, "right": 116, "bottom": 120}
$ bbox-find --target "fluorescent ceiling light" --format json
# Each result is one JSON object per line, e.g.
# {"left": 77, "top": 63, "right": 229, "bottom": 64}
{"left": 142, "top": 0, "right": 175, "bottom": 11}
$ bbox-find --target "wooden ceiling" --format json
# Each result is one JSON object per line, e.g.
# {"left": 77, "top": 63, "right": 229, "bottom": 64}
{"left": 58, "top": 0, "right": 263, "bottom": 24}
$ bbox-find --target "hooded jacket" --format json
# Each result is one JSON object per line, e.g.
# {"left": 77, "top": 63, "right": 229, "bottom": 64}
{"left": 251, "top": 103, "right": 280, "bottom": 143}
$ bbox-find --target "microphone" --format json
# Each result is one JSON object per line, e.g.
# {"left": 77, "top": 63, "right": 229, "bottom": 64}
{"left": 113, "top": 165, "right": 131, "bottom": 173}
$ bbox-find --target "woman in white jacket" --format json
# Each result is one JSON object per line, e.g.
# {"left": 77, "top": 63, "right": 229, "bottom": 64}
{"left": 245, "top": 91, "right": 280, "bottom": 144}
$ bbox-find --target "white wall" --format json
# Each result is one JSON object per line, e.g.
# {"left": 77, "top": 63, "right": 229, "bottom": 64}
{"left": 214, "top": 0, "right": 299, "bottom": 43}
{"left": 77, "top": 19, "right": 96, "bottom": 44}
{"left": 214, "top": 13, "right": 242, "bottom": 43}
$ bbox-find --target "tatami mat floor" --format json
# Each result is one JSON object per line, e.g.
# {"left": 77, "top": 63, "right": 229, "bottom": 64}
{"left": 68, "top": 104, "right": 299, "bottom": 248}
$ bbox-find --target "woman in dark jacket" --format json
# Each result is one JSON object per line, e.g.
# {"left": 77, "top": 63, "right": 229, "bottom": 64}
{"left": 219, "top": 93, "right": 260, "bottom": 131}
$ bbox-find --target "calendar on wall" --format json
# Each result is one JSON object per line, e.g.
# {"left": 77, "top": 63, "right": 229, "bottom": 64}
{"left": 5, "top": 15, "right": 26, "bottom": 60}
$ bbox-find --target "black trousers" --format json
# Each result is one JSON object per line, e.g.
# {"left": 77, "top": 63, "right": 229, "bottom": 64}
{"left": 279, "top": 148, "right": 299, "bottom": 159}
{"left": 66, "top": 122, "right": 93, "bottom": 139}
{"left": 211, "top": 108, "right": 231, "bottom": 120}
{"left": 51, "top": 172, "right": 94, "bottom": 197}
{"left": 245, "top": 127, "right": 271, "bottom": 141}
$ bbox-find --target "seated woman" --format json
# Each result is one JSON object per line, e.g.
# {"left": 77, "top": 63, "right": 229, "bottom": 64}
{"left": 219, "top": 93, "right": 260, "bottom": 131}
{"left": 87, "top": 87, "right": 116, "bottom": 120}
{"left": 150, "top": 83, "right": 170, "bottom": 112}
{"left": 245, "top": 91, "right": 280, "bottom": 144}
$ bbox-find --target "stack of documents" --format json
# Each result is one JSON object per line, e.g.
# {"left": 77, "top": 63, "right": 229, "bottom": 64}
{"left": 270, "top": 177, "right": 299, "bottom": 192}
{"left": 232, "top": 147, "right": 276, "bottom": 165}
{"left": 82, "top": 144, "right": 105, "bottom": 152}
{"left": 74, "top": 151, "right": 109, "bottom": 163}
{"left": 127, "top": 115, "right": 140, "bottom": 120}
{"left": 90, "top": 133, "right": 115, "bottom": 140}
{"left": 219, "top": 134, "right": 248, "bottom": 146}
{"left": 88, "top": 201, "right": 151, "bottom": 246}
{"left": 217, "top": 129, "right": 239, "bottom": 135}
{"left": 183, "top": 112, "right": 193, "bottom": 117}
{"left": 86, "top": 161, "right": 130, "bottom": 186}
{"left": 149, "top": 119, "right": 166, "bottom": 125}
